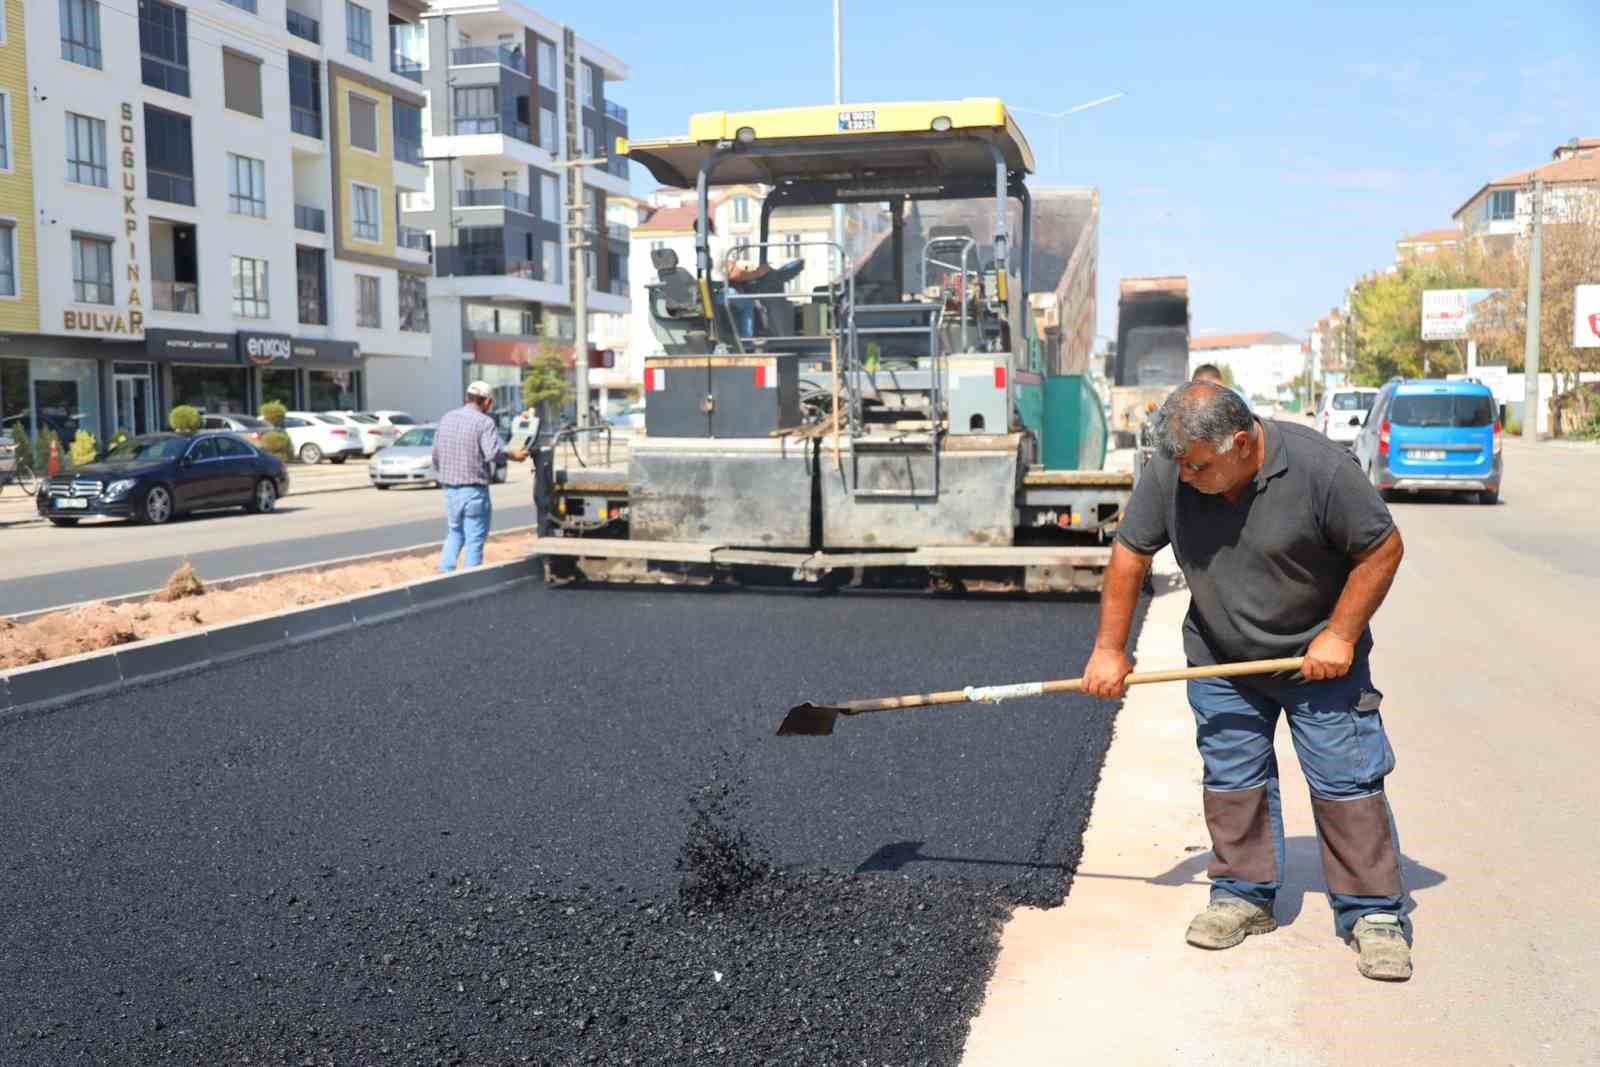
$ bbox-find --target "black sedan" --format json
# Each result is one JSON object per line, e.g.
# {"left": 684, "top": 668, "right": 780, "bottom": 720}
{"left": 37, "top": 432, "right": 290, "bottom": 526}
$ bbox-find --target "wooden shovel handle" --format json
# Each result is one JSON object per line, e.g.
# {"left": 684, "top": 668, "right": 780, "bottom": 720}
{"left": 837, "top": 657, "right": 1306, "bottom": 715}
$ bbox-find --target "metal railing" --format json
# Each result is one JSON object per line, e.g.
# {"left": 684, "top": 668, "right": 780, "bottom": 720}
{"left": 285, "top": 8, "right": 318, "bottom": 42}
{"left": 605, "top": 222, "right": 629, "bottom": 241}
{"left": 606, "top": 279, "right": 628, "bottom": 297}
{"left": 445, "top": 254, "right": 539, "bottom": 279}
{"left": 603, "top": 155, "right": 629, "bottom": 180}
{"left": 390, "top": 54, "right": 423, "bottom": 82}
{"left": 450, "top": 116, "right": 531, "bottom": 143}
{"left": 456, "top": 188, "right": 532, "bottom": 213}
{"left": 394, "top": 137, "right": 423, "bottom": 165}
{"left": 604, "top": 100, "right": 627, "bottom": 123}
{"left": 449, "top": 45, "right": 527, "bottom": 73}
{"left": 294, "top": 204, "right": 326, "bottom": 233}
{"left": 152, "top": 280, "right": 199, "bottom": 313}
{"left": 291, "top": 105, "right": 322, "bottom": 139}
{"left": 397, "top": 225, "right": 431, "bottom": 251}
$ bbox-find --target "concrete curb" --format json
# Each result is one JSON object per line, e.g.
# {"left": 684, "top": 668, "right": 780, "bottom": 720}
{"left": 0, "top": 556, "right": 541, "bottom": 723}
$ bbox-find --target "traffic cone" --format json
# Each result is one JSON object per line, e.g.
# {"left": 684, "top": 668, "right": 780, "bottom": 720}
{"left": 47, "top": 436, "right": 61, "bottom": 475}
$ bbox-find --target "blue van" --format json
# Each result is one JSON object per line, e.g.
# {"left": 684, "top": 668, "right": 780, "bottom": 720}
{"left": 1353, "top": 378, "right": 1502, "bottom": 504}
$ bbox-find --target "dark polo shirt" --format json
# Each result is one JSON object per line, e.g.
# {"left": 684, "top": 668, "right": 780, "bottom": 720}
{"left": 1117, "top": 419, "right": 1396, "bottom": 666}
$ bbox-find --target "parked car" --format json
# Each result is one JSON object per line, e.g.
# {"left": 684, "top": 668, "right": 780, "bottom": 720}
{"left": 328, "top": 410, "right": 401, "bottom": 454}
{"left": 201, "top": 413, "right": 273, "bottom": 448}
{"left": 369, "top": 425, "right": 508, "bottom": 489}
{"left": 1353, "top": 378, "right": 1502, "bottom": 505}
{"left": 1316, "top": 387, "right": 1379, "bottom": 447}
{"left": 359, "top": 410, "right": 419, "bottom": 430}
{"left": 282, "top": 411, "right": 363, "bottom": 465}
{"left": 36, "top": 432, "right": 289, "bottom": 526}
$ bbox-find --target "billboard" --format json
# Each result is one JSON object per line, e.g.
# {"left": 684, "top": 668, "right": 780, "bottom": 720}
{"left": 1576, "top": 284, "right": 1600, "bottom": 349}
{"left": 1421, "top": 288, "right": 1498, "bottom": 341}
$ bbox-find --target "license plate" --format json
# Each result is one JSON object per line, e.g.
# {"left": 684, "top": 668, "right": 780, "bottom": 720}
{"left": 1408, "top": 450, "right": 1446, "bottom": 461}
{"left": 54, "top": 497, "right": 89, "bottom": 510}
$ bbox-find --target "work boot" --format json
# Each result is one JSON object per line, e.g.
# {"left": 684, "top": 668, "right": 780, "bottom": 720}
{"left": 1351, "top": 914, "right": 1412, "bottom": 981}
{"left": 1184, "top": 896, "right": 1277, "bottom": 949}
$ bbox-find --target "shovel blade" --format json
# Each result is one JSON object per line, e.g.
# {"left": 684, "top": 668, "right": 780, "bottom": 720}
{"left": 776, "top": 702, "right": 842, "bottom": 737}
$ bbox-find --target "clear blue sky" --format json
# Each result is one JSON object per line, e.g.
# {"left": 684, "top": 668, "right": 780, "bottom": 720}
{"left": 538, "top": 0, "right": 1598, "bottom": 342}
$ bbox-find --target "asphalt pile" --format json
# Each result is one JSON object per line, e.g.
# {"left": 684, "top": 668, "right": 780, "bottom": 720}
{"left": 0, "top": 582, "right": 1131, "bottom": 1065}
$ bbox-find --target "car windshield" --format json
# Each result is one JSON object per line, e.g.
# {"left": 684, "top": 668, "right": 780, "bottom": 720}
{"left": 1390, "top": 394, "right": 1495, "bottom": 428}
{"left": 348, "top": 414, "right": 378, "bottom": 424}
{"left": 389, "top": 414, "right": 416, "bottom": 426}
{"left": 102, "top": 436, "right": 189, "bottom": 463}
{"left": 394, "top": 428, "right": 435, "bottom": 447}
{"left": 1332, "top": 392, "right": 1375, "bottom": 412}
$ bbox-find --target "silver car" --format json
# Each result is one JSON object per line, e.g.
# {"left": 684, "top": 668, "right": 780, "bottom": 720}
{"left": 368, "top": 425, "right": 508, "bottom": 489}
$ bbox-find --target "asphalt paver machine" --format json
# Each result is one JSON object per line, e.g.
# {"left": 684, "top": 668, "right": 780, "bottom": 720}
{"left": 536, "top": 99, "right": 1131, "bottom": 593}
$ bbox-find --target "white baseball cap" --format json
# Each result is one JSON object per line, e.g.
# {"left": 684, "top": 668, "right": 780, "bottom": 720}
{"left": 466, "top": 380, "right": 494, "bottom": 399}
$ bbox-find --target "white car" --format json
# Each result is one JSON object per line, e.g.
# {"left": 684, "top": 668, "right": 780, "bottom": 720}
{"left": 359, "top": 410, "right": 419, "bottom": 431}
{"left": 281, "top": 411, "right": 364, "bottom": 465}
{"left": 322, "top": 411, "right": 398, "bottom": 455}
{"left": 1317, "top": 387, "right": 1380, "bottom": 447}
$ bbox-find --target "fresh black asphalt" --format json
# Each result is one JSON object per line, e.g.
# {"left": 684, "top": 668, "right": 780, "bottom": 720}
{"left": 1, "top": 504, "right": 538, "bottom": 615}
{"left": 0, "top": 580, "right": 1139, "bottom": 1064}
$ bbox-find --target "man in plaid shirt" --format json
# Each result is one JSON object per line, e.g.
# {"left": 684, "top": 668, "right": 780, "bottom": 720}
{"left": 432, "top": 381, "right": 528, "bottom": 572}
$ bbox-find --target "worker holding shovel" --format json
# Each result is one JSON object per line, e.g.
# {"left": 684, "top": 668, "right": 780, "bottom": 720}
{"left": 1083, "top": 380, "right": 1412, "bottom": 981}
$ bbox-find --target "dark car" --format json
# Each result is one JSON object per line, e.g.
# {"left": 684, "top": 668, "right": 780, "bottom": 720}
{"left": 37, "top": 432, "right": 290, "bottom": 526}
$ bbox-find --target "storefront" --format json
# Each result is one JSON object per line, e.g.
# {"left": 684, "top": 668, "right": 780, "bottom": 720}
{"left": 238, "top": 333, "right": 363, "bottom": 412}
{"left": 0, "top": 333, "right": 132, "bottom": 445}
{"left": 467, "top": 338, "right": 536, "bottom": 415}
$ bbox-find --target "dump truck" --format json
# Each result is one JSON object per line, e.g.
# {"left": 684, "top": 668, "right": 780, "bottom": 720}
{"left": 1108, "top": 276, "right": 1190, "bottom": 447}
{"left": 533, "top": 99, "right": 1131, "bottom": 594}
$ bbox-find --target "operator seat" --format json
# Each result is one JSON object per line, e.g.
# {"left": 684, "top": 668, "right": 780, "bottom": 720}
{"left": 647, "top": 248, "right": 710, "bottom": 353}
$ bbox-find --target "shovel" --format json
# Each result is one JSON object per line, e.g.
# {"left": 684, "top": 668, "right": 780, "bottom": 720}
{"left": 777, "top": 657, "right": 1306, "bottom": 737}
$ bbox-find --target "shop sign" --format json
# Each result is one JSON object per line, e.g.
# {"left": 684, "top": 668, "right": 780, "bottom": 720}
{"left": 240, "top": 332, "right": 294, "bottom": 365}
{"left": 64, "top": 103, "right": 145, "bottom": 338}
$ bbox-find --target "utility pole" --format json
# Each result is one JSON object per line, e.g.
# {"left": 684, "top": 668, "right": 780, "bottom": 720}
{"left": 831, "top": 0, "right": 843, "bottom": 257}
{"left": 552, "top": 156, "right": 607, "bottom": 460}
{"left": 1522, "top": 177, "right": 1543, "bottom": 441}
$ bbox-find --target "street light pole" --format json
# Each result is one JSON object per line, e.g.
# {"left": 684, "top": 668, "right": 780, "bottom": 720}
{"left": 1522, "top": 178, "right": 1543, "bottom": 441}
{"left": 1011, "top": 92, "right": 1126, "bottom": 173}
{"left": 552, "top": 156, "right": 608, "bottom": 460}
{"left": 831, "top": 0, "right": 843, "bottom": 256}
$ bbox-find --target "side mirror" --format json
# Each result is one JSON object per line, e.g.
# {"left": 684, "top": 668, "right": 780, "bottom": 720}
{"left": 180, "top": 455, "right": 194, "bottom": 467}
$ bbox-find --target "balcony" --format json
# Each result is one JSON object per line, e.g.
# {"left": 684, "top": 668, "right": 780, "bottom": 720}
{"left": 291, "top": 106, "right": 323, "bottom": 139}
{"left": 294, "top": 204, "right": 326, "bottom": 233}
{"left": 394, "top": 137, "right": 423, "bottom": 165}
{"left": 286, "top": 9, "right": 319, "bottom": 43}
{"left": 450, "top": 45, "right": 527, "bottom": 74}
{"left": 451, "top": 115, "right": 531, "bottom": 143}
{"left": 397, "top": 225, "right": 431, "bottom": 251}
{"left": 456, "top": 188, "right": 533, "bottom": 213}
{"left": 600, "top": 154, "right": 628, "bottom": 180}
{"left": 391, "top": 53, "right": 423, "bottom": 83}
{"left": 606, "top": 279, "right": 627, "bottom": 297}
{"left": 443, "top": 253, "right": 539, "bottom": 278}
{"left": 152, "top": 281, "right": 199, "bottom": 313}
{"left": 604, "top": 100, "right": 627, "bottom": 123}
{"left": 606, "top": 222, "right": 629, "bottom": 242}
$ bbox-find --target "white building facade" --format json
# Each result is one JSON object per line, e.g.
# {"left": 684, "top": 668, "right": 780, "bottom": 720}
{"left": 1189, "top": 331, "right": 1306, "bottom": 405}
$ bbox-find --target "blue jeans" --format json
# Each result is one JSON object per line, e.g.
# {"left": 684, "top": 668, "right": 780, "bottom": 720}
{"left": 440, "top": 484, "right": 491, "bottom": 573}
{"left": 1189, "top": 651, "right": 1409, "bottom": 937}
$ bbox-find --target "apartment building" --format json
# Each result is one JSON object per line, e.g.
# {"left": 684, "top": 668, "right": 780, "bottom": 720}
{"left": 399, "top": 0, "right": 629, "bottom": 416}
{"left": 1452, "top": 135, "right": 1600, "bottom": 250}
{"left": 0, "top": 0, "right": 436, "bottom": 445}
{"left": 1188, "top": 331, "right": 1305, "bottom": 404}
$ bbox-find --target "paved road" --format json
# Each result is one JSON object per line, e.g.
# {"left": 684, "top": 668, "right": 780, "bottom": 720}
{"left": 0, "top": 470, "right": 536, "bottom": 615}
{"left": 0, "top": 580, "right": 1118, "bottom": 1063}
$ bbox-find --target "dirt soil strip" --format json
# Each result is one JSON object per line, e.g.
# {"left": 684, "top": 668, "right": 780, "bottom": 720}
{"left": 0, "top": 531, "right": 539, "bottom": 672}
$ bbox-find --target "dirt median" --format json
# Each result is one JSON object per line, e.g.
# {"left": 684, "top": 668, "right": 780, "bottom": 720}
{"left": 0, "top": 531, "right": 539, "bottom": 671}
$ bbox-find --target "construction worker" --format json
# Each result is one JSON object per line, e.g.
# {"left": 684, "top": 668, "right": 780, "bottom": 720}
{"left": 1083, "top": 379, "right": 1413, "bottom": 981}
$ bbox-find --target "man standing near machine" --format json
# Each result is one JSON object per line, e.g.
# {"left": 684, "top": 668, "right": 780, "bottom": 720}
{"left": 1082, "top": 380, "right": 1413, "bottom": 981}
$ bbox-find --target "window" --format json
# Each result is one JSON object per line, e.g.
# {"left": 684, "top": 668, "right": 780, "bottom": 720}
{"left": 1390, "top": 393, "right": 1495, "bottom": 428}
{"left": 222, "top": 50, "right": 263, "bottom": 117}
{"left": 345, "top": 1, "right": 372, "bottom": 60}
{"left": 399, "top": 273, "right": 428, "bottom": 332}
{"left": 144, "top": 105, "right": 194, "bottom": 205}
{"left": 139, "top": 0, "right": 190, "bottom": 97}
{"left": 64, "top": 113, "right": 108, "bottom": 187}
{"left": 732, "top": 196, "right": 750, "bottom": 224}
{"left": 227, "top": 154, "right": 266, "bottom": 217}
{"left": 539, "top": 107, "right": 555, "bottom": 150}
{"left": 393, "top": 100, "right": 422, "bottom": 164}
{"left": 540, "top": 174, "right": 559, "bottom": 223}
{"left": 649, "top": 239, "right": 666, "bottom": 252}
{"left": 0, "top": 95, "right": 11, "bottom": 172}
{"left": 784, "top": 233, "right": 802, "bottom": 260}
{"left": 356, "top": 274, "right": 380, "bottom": 327}
{"left": 536, "top": 40, "right": 555, "bottom": 89}
{"left": 60, "top": 0, "right": 103, "bottom": 69}
{"left": 351, "top": 183, "right": 380, "bottom": 241}
{"left": 1487, "top": 189, "right": 1516, "bottom": 222}
{"left": 581, "top": 65, "right": 594, "bottom": 108}
{"left": 583, "top": 125, "right": 596, "bottom": 158}
{"left": 222, "top": 0, "right": 255, "bottom": 13}
{"left": 541, "top": 239, "right": 561, "bottom": 284}
{"left": 296, "top": 246, "right": 326, "bottom": 325}
{"left": 453, "top": 86, "right": 497, "bottom": 134}
{"left": 72, "top": 234, "right": 115, "bottom": 305}
{"left": 348, "top": 93, "right": 378, "bottom": 152}
{"left": 231, "top": 256, "right": 269, "bottom": 318}
{"left": 289, "top": 54, "right": 322, "bottom": 139}
{"left": 0, "top": 223, "right": 16, "bottom": 297}
{"left": 215, "top": 436, "right": 253, "bottom": 458}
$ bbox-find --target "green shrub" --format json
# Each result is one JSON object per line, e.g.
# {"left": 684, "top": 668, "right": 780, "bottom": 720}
{"left": 259, "top": 401, "right": 287, "bottom": 429}
{"left": 1503, "top": 414, "right": 1522, "bottom": 436}
{"left": 168, "top": 405, "right": 202, "bottom": 433}
{"left": 69, "top": 430, "right": 99, "bottom": 467}
{"left": 261, "top": 430, "right": 292, "bottom": 461}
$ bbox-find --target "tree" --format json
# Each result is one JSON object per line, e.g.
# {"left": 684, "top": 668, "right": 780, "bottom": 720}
{"left": 1469, "top": 185, "right": 1600, "bottom": 432}
{"left": 1348, "top": 252, "right": 1493, "bottom": 385}
{"left": 522, "top": 342, "right": 574, "bottom": 429}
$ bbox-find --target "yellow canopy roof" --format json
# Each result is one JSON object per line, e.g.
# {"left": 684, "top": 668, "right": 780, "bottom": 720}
{"left": 620, "top": 98, "right": 1035, "bottom": 189}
